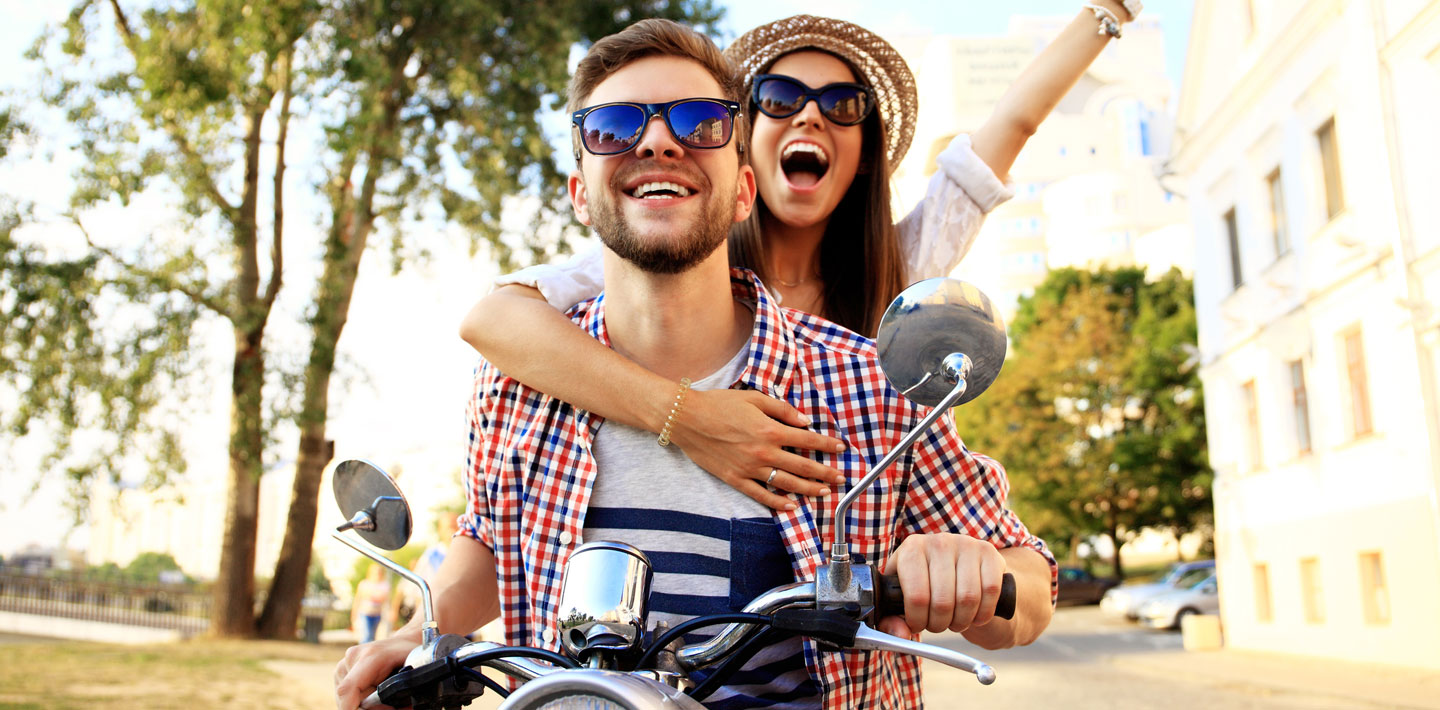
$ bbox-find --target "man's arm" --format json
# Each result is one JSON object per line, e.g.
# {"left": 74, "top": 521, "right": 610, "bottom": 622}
{"left": 881, "top": 418, "right": 1056, "bottom": 649}
{"left": 333, "top": 536, "right": 499, "bottom": 710}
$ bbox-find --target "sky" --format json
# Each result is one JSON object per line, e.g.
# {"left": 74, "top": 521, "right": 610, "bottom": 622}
{"left": 0, "top": 0, "right": 1194, "bottom": 560}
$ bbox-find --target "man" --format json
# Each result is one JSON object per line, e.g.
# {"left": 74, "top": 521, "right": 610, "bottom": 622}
{"left": 334, "top": 19, "right": 1055, "bottom": 710}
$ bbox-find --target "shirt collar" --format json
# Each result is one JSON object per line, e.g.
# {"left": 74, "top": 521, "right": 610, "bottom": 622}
{"left": 577, "top": 268, "right": 799, "bottom": 396}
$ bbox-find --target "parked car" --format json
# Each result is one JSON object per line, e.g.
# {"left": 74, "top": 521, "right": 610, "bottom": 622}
{"left": 1100, "top": 559, "right": 1215, "bottom": 619}
{"left": 1057, "top": 566, "right": 1120, "bottom": 605}
{"left": 1138, "top": 573, "right": 1219, "bottom": 629}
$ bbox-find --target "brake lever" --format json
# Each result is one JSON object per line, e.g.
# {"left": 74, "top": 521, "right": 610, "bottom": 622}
{"left": 850, "top": 623, "right": 996, "bottom": 685}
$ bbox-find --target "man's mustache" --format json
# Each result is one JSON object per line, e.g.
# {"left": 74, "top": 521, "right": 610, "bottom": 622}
{"left": 608, "top": 160, "right": 711, "bottom": 194}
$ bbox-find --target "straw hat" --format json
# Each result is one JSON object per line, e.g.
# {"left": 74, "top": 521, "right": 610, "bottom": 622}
{"left": 725, "top": 15, "right": 918, "bottom": 172}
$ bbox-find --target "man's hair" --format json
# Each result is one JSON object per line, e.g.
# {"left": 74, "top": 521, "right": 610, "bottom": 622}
{"left": 568, "top": 19, "right": 747, "bottom": 162}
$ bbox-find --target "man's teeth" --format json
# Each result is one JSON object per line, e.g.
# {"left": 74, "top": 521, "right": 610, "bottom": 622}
{"left": 782, "top": 143, "right": 829, "bottom": 166}
{"left": 631, "top": 182, "right": 692, "bottom": 199}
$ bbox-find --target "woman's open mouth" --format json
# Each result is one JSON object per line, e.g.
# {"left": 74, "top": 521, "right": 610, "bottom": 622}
{"left": 780, "top": 142, "right": 830, "bottom": 189}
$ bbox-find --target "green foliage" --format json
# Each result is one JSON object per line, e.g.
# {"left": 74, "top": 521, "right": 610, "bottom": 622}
{"left": 346, "top": 543, "right": 424, "bottom": 592}
{"left": 4, "top": 0, "right": 724, "bottom": 634}
{"left": 3, "top": 0, "right": 721, "bottom": 504}
{"left": 306, "top": 551, "right": 331, "bottom": 594}
{"left": 303, "top": 0, "right": 723, "bottom": 269}
{"left": 956, "top": 267, "right": 1211, "bottom": 577}
{"left": 83, "top": 551, "right": 189, "bottom": 584}
{"left": 124, "top": 551, "right": 189, "bottom": 583}
{"left": 0, "top": 206, "right": 198, "bottom": 511}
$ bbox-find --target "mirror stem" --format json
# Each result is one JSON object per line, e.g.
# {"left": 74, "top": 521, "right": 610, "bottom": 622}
{"left": 831, "top": 355, "right": 972, "bottom": 564}
{"left": 331, "top": 530, "right": 439, "bottom": 646}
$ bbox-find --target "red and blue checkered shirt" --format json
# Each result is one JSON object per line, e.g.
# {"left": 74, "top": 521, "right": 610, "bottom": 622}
{"left": 459, "top": 269, "right": 1056, "bottom": 709}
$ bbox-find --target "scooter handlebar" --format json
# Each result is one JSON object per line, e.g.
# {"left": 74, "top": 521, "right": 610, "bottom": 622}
{"left": 875, "top": 571, "right": 1016, "bottom": 623}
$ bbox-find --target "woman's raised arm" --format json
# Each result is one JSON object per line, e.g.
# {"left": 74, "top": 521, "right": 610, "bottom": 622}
{"left": 459, "top": 284, "right": 846, "bottom": 509}
{"left": 971, "top": 0, "right": 1138, "bottom": 182}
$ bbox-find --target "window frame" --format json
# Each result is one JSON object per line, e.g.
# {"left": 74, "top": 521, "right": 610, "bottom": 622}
{"left": 1224, "top": 207, "right": 1243, "bottom": 290}
{"left": 1266, "top": 166, "right": 1290, "bottom": 257}
{"left": 1359, "top": 551, "right": 1389, "bottom": 625}
{"left": 1300, "top": 557, "right": 1324, "bottom": 624}
{"left": 1241, "top": 379, "right": 1263, "bottom": 471}
{"left": 1340, "top": 326, "right": 1373, "bottom": 438}
{"left": 1316, "top": 117, "right": 1345, "bottom": 221}
{"left": 1289, "top": 360, "right": 1312, "bottom": 455}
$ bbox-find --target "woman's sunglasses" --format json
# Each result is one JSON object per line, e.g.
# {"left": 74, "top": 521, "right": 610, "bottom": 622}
{"left": 570, "top": 98, "right": 741, "bottom": 156}
{"left": 751, "top": 74, "right": 874, "bottom": 126}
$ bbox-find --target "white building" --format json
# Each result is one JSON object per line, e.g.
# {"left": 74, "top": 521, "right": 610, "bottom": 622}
{"left": 1173, "top": 0, "right": 1440, "bottom": 669}
{"left": 887, "top": 13, "right": 1192, "bottom": 321}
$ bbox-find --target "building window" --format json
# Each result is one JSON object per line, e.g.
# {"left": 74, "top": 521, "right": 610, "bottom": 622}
{"left": 1224, "top": 207, "right": 1243, "bottom": 289}
{"left": 1254, "top": 563, "right": 1273, "bottom": 622}
{"left": 1341, "top": 327, "right": 1372, "bottom": 437}
{"left": 1267, "top": 167, "right": 1289, "bottom": 256}
{"left": 1317, "top": 117, "right": 1345, "bottom": 220}
{"left": 1242, "top": 380, "right": 1262, "bottom": 470}
{"left": 1289, "top": 360, "right": 1312, "bottom": 454}
{"left": 1300, "top": 557, "right": 1324, "bottom": 624}
{"left": 1359, "top": 552, "right": 1389, "bottom": 625}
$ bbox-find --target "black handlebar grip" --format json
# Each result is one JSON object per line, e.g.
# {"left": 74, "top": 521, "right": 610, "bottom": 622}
{"left": 875, "top": 572, "right": 1016, "bottom": 622}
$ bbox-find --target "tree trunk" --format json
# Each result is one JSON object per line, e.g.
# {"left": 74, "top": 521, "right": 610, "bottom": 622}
{"left": 1107, "top": 517, "right": 1125, "bottom": 581}
{"left": 210, "top": 107, "right": 270, "bottom": 638}
{"left": 211, "top": 326, "right": 265, "bottom": 637}
{"left": 255, "top": 425, "right": 332, "bottom": 638}
{"left": 256, "top": 169, "right": 375, "bottom": 638}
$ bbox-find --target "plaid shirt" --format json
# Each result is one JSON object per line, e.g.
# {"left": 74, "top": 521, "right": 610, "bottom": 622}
{"left": 460, "top": 269, "right": 1056, "bottom": 709}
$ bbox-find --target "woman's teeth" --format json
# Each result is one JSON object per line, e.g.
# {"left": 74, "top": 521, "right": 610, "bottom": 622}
{"left": 781, "top": 143, "right": 829, "bottom": 166}
{"left": 781, "top": 143, "right": 830, "bottom": 188}
{"left": 631, "top": 182, "right": 691, "bottom": 199}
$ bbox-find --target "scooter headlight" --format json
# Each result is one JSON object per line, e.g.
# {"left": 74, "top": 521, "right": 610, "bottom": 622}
{"left": 529, "top": 697, "right": 628, "bottom": 710}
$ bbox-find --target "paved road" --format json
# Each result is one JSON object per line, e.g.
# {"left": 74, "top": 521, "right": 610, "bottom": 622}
{"left": 920, "top": 605, "right": 1419, "bottom": 709}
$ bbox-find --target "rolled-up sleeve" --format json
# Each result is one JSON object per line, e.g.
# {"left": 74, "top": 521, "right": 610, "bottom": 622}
{"left": 458, "top": 362, "right": 500, "bottom": 551}
{"left": 492, "top": 243, "right": 604, "bottom": 311}
{"left": 902, "top": 412, "right": 1059, "bottom": 604}
{"left": 895, "top": 134, "right": 1016, "bottom": 281}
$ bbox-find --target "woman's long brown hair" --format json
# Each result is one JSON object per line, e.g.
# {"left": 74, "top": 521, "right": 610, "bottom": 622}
{"left": 728, "top": 59, "right": 906, "bottom": 338}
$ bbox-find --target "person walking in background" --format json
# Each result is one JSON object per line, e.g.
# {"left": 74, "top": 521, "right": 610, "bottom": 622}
{"left": 390, "top": 511, "right": 461, "bottom": 627}
{"left": 351, "top": 563, "right": 391, "bottom": 644}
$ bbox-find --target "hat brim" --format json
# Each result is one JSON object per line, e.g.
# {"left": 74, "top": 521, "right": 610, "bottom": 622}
{"left": 725, "top": 15, "right": 917, "bottom": 172}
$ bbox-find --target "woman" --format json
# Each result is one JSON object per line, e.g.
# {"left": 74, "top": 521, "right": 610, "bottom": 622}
{"left": 459, "top": 5, "right": 1141, "bottom": 509}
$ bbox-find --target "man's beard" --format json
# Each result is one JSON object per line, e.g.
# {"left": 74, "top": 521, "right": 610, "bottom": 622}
{"left": 589, "top": 171, "right": 734, "bottom": 275}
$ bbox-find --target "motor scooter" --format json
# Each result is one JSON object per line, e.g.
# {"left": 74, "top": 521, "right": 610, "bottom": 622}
{"left": 332, "top": 277, "right": 1016, "bottom": 709}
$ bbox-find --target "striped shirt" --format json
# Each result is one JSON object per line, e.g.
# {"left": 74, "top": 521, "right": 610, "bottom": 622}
{"left": 460, "top": 269, "right": 1056, "bottom": 709}
{"left": 587, "top": 341, "right": 819, "bottom": 708}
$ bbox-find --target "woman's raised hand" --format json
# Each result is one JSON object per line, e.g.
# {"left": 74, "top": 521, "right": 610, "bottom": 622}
{"left": 669, "top": 388, "right": 847, "bottom": 510}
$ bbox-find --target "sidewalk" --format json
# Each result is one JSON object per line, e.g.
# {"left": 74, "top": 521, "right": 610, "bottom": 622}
{"left": 1109, "top": 647, "right": 1440, "bottom": 710}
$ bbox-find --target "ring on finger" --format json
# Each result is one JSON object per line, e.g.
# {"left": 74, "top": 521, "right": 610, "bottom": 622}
{"left": 766, "top": 468, "right": 779, "bottom": 486}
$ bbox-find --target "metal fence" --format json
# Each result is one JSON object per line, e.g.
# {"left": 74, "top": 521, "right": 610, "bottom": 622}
{"left": 0, "top": 570, "right": 212, "bottom": 635}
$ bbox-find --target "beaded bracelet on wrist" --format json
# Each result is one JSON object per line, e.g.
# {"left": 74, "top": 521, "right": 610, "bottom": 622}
{"left": 656, "top": 377, "right": 693, "bottom": 447}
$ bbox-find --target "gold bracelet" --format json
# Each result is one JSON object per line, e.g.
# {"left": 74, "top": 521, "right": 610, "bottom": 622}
{"left": 656, "top": 377, "right": 693, "bottom": 447}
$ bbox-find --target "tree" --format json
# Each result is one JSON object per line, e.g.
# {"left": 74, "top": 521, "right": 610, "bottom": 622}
{"left": 125, "top": 551, "right": 189, "bottom": 584}
{"left": 955, "top": 267, "right": 1211, "bottom": 579}
{"left": 1, "top": 0, "right": 720, "bottom": 638}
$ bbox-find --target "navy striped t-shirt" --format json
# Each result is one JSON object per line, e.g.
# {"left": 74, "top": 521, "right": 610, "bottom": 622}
{"left": 586, "top": 343, "right": 821, "bottom": 709}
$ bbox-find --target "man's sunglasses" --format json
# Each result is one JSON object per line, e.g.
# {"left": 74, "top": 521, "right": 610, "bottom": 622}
{"left": 571, "top": 98, "right": 741, "bottom": 156}
{"left": 751, "top": 74, "right": 874, "bottom": 126}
